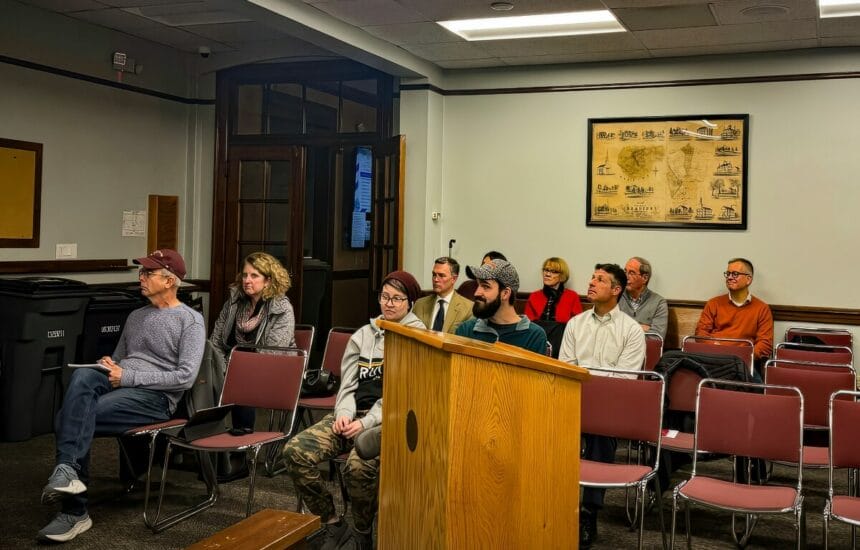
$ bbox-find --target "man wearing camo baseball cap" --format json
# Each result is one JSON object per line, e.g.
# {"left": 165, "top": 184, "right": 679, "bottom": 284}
{"left": 455, "top": 259, "right": 547, "bottom": 354}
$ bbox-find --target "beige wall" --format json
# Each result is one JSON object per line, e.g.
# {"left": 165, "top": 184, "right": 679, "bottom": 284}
{"left": 0, "top": 2, "right": 214, "bottom": 283}
{"left": 400, "top": 50, "right": 860, "bottom": 314}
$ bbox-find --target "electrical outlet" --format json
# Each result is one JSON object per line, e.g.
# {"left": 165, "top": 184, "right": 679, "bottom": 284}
{"left": 55, "top": 243, "right": 77, "bottom": 259}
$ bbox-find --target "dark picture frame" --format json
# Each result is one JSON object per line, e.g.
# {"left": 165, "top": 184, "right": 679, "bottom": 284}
{"left": 586, "top": 114, "right": 749, "bottom": 230}
{"left": 0, "top": 137, "right": 43, "bottom": 247}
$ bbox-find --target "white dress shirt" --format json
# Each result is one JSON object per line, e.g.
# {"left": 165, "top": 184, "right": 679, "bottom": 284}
{"left": 558, "top": 305, "right": 646, "bottom": 377}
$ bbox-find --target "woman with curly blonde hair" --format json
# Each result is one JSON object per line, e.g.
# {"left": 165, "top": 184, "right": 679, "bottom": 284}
{"left": 210, "top": 252, "right": 295, "bottom": 478}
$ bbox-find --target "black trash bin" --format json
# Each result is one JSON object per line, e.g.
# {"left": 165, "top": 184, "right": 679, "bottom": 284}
{"left": 75, "top": 289, "right": 146, "bottom": 364}
{"left": 0, "top": 277, "right": 90, "bottom": 442}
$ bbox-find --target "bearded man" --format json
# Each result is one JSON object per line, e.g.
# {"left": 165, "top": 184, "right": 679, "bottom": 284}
{"left": 454, "top": 259, "right": 547, "bottom": 354}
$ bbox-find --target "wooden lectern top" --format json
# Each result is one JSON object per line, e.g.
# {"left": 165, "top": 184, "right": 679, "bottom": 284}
{"left": 377, "top": 319, "right": 590, "bottom": 382}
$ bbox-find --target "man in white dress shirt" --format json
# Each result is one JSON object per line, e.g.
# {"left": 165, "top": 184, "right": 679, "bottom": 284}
{"left": 559, "top": 262, "right": 645, "bottom": 548}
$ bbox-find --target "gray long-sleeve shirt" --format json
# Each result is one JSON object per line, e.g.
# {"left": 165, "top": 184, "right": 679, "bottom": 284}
{"left": 113, "top": 303, "right": 206, "bottom": 413}
{"left": 618, "top": 288, "right": 669, "bottom": 339}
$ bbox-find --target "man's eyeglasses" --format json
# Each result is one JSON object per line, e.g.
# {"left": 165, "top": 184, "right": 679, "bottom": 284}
{"left": 138, "top": 268, "right": 168, "bottom": 279}
{"left": 723, "top": 271, "right": 751, "bottom": 279}
{"left": 625, "top": 270, "right": 640, "bottom": 277}
{"left": 543, "top": 268, "right": 560, "bottom": 275}
{"left": 378, "top": 293, "right": 408, "bottom": 305}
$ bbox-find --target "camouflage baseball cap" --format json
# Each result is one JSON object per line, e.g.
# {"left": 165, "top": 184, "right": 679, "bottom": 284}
{"left": 465, "top": 259, "right": 519, "bottom": 293}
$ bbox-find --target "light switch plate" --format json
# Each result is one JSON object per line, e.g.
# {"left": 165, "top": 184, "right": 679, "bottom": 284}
{"left": 56, "top": 243, "right": 77, "bottom": 259}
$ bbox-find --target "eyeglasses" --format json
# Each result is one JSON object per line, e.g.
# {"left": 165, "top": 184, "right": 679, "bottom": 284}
{"left": 625, "top": 270, "right": 641, "bottom": 277}
{"left": 138, "top": 268, "right": 168, "bottom": 280}
{"left": 723, "top": 271, "right": 751, "bottom": 279}
{"left": 543, "top": 268, "right": 560, "bottom": 275}
{"left": 378, "top": 293, "right": 408, "bottom": 305}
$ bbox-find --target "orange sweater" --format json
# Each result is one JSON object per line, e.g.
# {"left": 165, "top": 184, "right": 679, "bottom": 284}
{"left": 695, "top": 294, "right": 774, "bottom": 359}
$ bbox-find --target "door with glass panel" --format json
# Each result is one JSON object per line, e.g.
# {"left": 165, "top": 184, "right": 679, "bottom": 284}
{"left": 213, "top": 146, "right": 305, "bottom": 321}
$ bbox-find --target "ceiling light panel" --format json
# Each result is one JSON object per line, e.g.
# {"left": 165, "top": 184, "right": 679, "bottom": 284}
{"left": 438, "top": 10, "right": 626, "bottom": 41}
{"left": 820, "top": 0, "right": 860, "bottom": 18}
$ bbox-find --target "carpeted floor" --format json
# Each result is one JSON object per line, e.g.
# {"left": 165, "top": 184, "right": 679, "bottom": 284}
{"left": 0, "top": 430, "right": 855, "bottom": 549}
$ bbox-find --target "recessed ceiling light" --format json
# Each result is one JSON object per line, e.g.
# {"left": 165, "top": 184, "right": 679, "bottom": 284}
{"left": 819, "top": 0, "right": 860, "bottom": 18}
{"left": 490, "top": 2, "right": 515, "bottom": 11}
{"left": 438, "top": 10, "right": 625, "bottom": 41}
{"left": 740, "top": 4, "right": 790, "bottom": 17}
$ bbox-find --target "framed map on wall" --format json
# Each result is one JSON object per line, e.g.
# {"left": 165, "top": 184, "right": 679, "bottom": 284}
{"left": 586, "top": 114, "right": 749, "bottom": 230}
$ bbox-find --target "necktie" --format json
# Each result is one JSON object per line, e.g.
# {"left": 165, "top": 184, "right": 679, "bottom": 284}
{"left": 433, "top": 299, "right": 446, "bottom": 331}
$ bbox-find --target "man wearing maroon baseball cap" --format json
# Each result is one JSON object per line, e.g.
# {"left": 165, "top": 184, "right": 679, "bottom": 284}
{"left": 133, "top": 248, "right": 187, "bottom": 280}
{"left": 38, "top": 248, "right": 204, "bottom": 543}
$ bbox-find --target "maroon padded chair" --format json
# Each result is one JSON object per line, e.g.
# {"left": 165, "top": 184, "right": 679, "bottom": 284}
{"left": 765, "top": 360, "right": 856, "bottom": 469}
{"left": 785, "top": 327, "right": 853, "bottom": 350}
{"left": 296, "top": 327, "right": 356, "bottom": 426}
{"left": 824, "top": 390, "right": 860, "bottom": 549}
{"left": 682, "top": 335, "right": 755, "bottom": 376}
{"left": 775, "top": 342, "right": 853, "bottom": 367}
{"left": 644, "top": 332, "right": 663, "bottom": 371}
{"left": 660, "top": 368, "right": 702, "bottom": 455}
{"left": 294, "top": 324, "right": 315, "bottom": 356}
{"left": 151, "top": 346, "right": 306, "bottom": 530}
{"left": 670, "top": 379, "right": 804, "bottom": 549}
{"left": 580, "top": 368, "right": 667, "bottom": 550}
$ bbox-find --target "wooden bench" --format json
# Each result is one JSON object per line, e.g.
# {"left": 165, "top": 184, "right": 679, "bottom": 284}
{"left": 187, "top": 509, "right": 320, "bottom": 550}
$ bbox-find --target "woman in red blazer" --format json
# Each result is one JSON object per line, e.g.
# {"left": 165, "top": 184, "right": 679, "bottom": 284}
{"left": 525, "top": 257, "right": 582, "bottom": 323}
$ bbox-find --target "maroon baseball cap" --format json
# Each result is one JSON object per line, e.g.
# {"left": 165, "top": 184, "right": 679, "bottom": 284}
{"left": 133, "top": 249, "right": 187, "bottom": 279}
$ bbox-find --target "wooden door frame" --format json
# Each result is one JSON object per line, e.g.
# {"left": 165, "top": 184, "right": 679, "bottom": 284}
{"left": 209, "top": 145, "right": 305, "bottom": 326}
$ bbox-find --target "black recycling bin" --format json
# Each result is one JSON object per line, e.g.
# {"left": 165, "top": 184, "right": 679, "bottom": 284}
{"left": 75, "top": 289, "right": 146, "bottom": 364}
{"left": 0, "top": 277, "right": 90, "bottom": 442}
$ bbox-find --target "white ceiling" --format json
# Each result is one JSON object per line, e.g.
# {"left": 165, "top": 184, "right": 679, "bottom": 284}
{"left": 14, "top": 0, "right": 860, "bottom": 71}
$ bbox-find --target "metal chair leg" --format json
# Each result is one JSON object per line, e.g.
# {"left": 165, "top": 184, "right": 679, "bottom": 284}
{"left": 684, "top": 499, "right": 692, "bottom": 550}
{"left": 654, "top": 477, "right": 668, "bottom": 550}
{"left": 147, "top": 443, "right": 219, "bottom": 533}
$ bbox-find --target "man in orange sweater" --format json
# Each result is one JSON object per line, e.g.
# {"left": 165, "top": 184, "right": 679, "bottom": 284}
{"left": 695, "top": 258, "right": 774, "bottom": 369}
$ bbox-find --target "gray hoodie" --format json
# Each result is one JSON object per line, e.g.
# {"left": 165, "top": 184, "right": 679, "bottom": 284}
{"left": 334, "top": 311, "right": 425, "bottom": 429}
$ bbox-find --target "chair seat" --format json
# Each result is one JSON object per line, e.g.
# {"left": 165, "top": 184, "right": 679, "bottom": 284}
{"left": 174, "top": 431, "right": 287, "bottom": 450}
{"left": 297, "top": 395, "right": 336, "bottom": 409}
{"left": 802, "top": 445, "right": 829, "bottom": 467}
{"left": 123, "top": 418, "right": 187, "bottom": 436}
{"left": 679, "top": 476, "right": 798, "bottom": 512}
{"left": 580, "top": 460, "right": 653, "bottom": 486}
{"left": 832, "top": 495, "right": 860, "bottom": 524}
{"left": 661, "top": 431, "right": 694, "bottom": 453}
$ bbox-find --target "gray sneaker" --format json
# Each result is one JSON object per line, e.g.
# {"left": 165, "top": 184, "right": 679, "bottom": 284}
{"left": 319, "top": 517, "right": 350, "bottom": 550}
{"left": 41, "top": 464, "right": 87, "bottom": 504}
{"left": 37, "top": 512, "right": 92, "bottom": 542}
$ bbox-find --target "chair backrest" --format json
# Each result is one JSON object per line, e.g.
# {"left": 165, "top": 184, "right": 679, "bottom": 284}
{"left": 221, "top": 347, "right": 306, "bottom": 416}
{"left": 829, "top": 391, "right": 860, "bottom": 472}
{"left": 693, "top": 379, "right": 803, "bottom": 472}
{"left": 581, "top": 369, "right": 665, "bottom": 448}
{"left": 321, "top": 327, "right": 357, "bottom": 377}
{"left": 682, "top": 335, "right": 755, "bottom": 375}
{"left": 764, "top": 359, "right": 856, "bottom": 429}
{"left": 666, "top": 368, "right": 702, "bottom": 413}
{"left": 294, "top": 324, "right": 315, "bottom": 356}
{"left": 785, "top": 327, "right": 853, "bottom": 350}
{"left": 774, "top": 342, "right": 852, "bottom": 366}
{"left": 644, "top": 332, "right": 663, "bottom": 371}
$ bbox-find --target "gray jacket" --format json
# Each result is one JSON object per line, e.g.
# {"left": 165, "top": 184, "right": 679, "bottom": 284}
{"left": 619, "top": 288, "right": 669, "bottom": 339}
{"left": 335, "top": 312, "right": 425, "bottom": 430}
{"left": 209, "top": 286, "right": 296, "bottom": 364}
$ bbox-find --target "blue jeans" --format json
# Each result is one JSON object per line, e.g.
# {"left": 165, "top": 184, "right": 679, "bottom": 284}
{"left": 54, "top": 368, "right": 170, "bottom": 515}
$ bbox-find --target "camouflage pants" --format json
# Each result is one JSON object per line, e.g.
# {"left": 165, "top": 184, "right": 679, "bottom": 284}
{"left": 282, "top": 413, "right": 380, "bottom": 531}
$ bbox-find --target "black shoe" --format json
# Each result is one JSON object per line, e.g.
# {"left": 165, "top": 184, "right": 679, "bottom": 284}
{"left": 579, "top": 508, "right": 598, "bottom": 549}
{"left": 319, "top": 518, "right": 350, "bottom": 550}
{"left": 339, "top": 529, "right": 373, "bottom": 550}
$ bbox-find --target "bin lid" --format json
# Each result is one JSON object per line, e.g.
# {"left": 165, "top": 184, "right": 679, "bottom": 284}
{"left": 0, "top": 277, "right": 90, "bottom": 296}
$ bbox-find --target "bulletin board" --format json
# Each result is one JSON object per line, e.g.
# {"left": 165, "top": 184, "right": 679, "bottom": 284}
{"left": 0, "top": 138, "right": 42, "bottom": 247}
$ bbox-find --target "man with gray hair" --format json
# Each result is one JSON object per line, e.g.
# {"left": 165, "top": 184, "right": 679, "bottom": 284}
{"left": 619, "top": 256, "right": 669, "bottom": 338}
{"left": 38, "top": 249, "right": 205, "bottom": 543}
{"left": 455, "top": 259, "right": 547, "bottom": 354}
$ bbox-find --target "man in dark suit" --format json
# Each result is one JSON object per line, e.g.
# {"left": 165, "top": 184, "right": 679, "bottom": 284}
{"left": 413, "top": 256, "right": 473, "bottom": 334}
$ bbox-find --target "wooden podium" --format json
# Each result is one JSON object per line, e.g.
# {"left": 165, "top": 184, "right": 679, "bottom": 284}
{"left": 376, "top": 321, "right": 590, "bottom": 549}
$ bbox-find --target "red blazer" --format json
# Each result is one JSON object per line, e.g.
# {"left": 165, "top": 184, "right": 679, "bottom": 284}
{"left": 525, "top": 288, "right": 583, "bottom": 323}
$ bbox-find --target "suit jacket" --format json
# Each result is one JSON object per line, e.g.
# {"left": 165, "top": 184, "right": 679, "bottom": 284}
{"left": 413, "top": 292, "right": 474, "bottom": 334}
